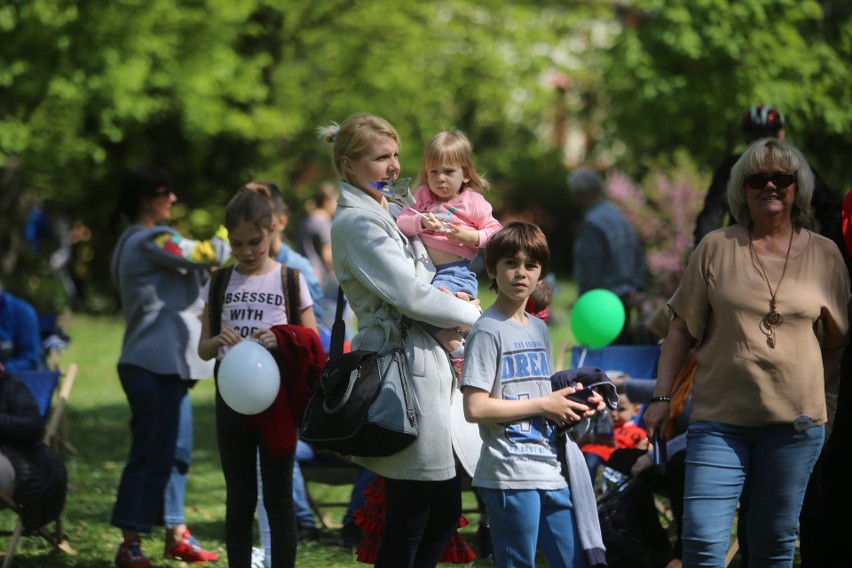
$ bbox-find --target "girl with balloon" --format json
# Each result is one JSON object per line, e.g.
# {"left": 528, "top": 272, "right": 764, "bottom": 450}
{"left": 199, "top": 185, "right": 320, "bottom": 568}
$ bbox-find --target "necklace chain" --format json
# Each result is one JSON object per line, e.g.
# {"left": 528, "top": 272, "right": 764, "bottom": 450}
{"left": 748, "top": 228, "right": 794, "bottom": 348}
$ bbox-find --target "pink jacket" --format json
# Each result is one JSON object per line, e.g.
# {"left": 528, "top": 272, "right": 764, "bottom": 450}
{"left": 396, "top": 184, "right": 502, "bottom": 261}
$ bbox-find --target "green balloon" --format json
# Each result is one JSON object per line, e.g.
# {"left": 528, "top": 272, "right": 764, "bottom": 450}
{"left": 570, "top": 289, "right": 626, "bottom": 349}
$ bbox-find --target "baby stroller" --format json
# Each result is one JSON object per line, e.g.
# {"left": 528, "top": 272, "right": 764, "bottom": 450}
{"left": 597, "top": 444, "right": 673, "bottom": 568}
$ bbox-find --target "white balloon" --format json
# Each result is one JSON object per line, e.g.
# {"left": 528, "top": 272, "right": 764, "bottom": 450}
{"left": 218, "top": 340, "right": 280, "bottom": 415}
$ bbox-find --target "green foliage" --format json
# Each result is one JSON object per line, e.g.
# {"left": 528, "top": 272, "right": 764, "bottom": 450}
{"left": 1, "top": 0, "right": 597, "bottom": 303}
{"left": 2, "top": 0, "right": 850, "bottom": 308}
{"left": 599, "top": 0, "right": 852, "bottom": 188}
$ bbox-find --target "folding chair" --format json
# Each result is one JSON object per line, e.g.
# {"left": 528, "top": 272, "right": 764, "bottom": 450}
{"left": 8, "top": 366, "right": 77, "bottom": 455}
{"left": 299, "top": 457, "right": 360, "bottom": 528}
{"left": 1, "top": 364, "right": 78, "bottom": 566}
{"left": 36, "top": 312, "right": 70, "bottom": 372}
{"left": 569, "top": 345, "right": 661, "bottom": 379}
{"left": 42, "top": 364, "right": 77, "bottom": 455}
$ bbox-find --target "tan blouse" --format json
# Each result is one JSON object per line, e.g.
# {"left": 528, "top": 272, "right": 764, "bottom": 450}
{"left": 670, "top": 225, "right": 850, "bottom": 427}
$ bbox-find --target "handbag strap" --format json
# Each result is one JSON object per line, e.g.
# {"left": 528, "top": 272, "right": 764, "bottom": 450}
{"left": 329, "top": 286, "right": 347, "bottom": 361}
{"left": 328, "top": 286, "right": 409, "bottom": 362}
{"left": 283, "top": 265, "right": 301, "bottom": 327}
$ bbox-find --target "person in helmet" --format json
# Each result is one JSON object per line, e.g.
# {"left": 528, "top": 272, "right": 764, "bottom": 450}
{"left": 693, "top": 104, "right": 839, "bottom": 244}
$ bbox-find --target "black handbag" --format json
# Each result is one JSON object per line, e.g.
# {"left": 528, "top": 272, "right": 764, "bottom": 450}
{"left": 300, "top": 289, "right": 419, "bottom": 457}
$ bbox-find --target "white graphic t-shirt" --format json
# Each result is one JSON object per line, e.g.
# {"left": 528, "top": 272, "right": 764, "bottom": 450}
{"left": 202, "top": 263, "right": 313, "bottom": 357}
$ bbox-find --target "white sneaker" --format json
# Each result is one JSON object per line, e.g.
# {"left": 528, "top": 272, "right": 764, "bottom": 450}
{"left": 251, "top": 547, "right": 267, "bottom": 568}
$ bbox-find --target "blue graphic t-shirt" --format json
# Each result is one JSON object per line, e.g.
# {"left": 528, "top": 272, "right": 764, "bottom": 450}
{"left": 461, "top": 307, "right": 566, "bottom": 490}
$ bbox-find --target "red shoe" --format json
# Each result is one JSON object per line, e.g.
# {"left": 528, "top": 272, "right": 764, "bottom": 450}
{"left": 164, "top": 529, "right": 219, "bottom": 563}
{"left": 115, "top": 537, "right": 152, "bottom": 568}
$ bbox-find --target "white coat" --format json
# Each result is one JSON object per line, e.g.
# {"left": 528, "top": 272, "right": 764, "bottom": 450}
{"left": 331, "top": 181, "right": 482, "bottom": 480}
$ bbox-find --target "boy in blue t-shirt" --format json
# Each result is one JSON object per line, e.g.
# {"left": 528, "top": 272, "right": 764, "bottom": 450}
{"left": 461, "top": 221, "right": 604, "bottom": 568}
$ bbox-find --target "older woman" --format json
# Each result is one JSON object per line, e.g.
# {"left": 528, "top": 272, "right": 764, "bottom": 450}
{"left": 643, "top": 138, "right": 849, "bottom": 567}
{"left": 319, "top": 113, "right": 482, "bottom": 567}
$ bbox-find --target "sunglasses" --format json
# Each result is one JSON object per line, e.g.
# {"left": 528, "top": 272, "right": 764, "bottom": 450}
{"left": 745, "top": 172, "right": 796, "bottom": 190}
{"left": 150, "top": 187, "right": 173, "bottom": 197}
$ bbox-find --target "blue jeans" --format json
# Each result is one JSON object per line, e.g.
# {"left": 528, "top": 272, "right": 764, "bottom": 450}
{"left": 343, "top": 467, "right": 376, "bottom": 526}
{"left": 111, "top": 364, "right": 186, "bottom": 533}
{"left": 582, "top": 452, "right": 605, "bottom": 483}
{"left": 432, "top": 261, "right": 478, "bottom": 299}
{"left": 163, "top": 391, "right": 193, "bottom": 527}
{"left": 480, "top": 487, "right": 588, "bottom": 568}
{"left": 421, "top": 261, "right": 478, "bottom": 338}
{"left": 682, "top": 421, "right": 824, "bottom": 567}
{"left": 292, "top": 440, "right": 317, "bottom": 528}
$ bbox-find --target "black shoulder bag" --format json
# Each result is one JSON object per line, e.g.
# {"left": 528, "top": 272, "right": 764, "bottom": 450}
{"left": 299, "top": 288, "right": 419, "bottom": 456}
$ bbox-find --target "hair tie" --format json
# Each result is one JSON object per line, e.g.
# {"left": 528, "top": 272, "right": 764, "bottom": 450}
{"left": 330, "top": 126, "right": 339, "bottom": 143}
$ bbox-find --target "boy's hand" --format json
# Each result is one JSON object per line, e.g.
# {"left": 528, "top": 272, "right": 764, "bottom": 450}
{"left": 543, "top": 386, "right": 589, "bottom": 426}
{"left": 586, "top": 390, "right": 606, "bottom": 413}
{"left": 568, "top": 383, "right": 604, "bottom": 416}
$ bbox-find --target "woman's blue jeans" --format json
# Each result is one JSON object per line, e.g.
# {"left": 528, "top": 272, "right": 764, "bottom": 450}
{"left": 682, "top": 421, "right": 824, "bottom": 567}
{"left": 162, "top": 390, "right": 193, "bottom": 527}
{"left": 111, "top": 364, "right": 187, "bottom": 533}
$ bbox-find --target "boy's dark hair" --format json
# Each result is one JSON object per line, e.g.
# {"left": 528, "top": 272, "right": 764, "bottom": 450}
{"left": 485, "top": 221, "right": 550, "bottom": 291}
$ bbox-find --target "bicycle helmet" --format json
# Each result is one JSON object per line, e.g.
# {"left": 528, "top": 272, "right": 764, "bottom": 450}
{"left": 741, "top": 104, "right": 784, "bottom": 131}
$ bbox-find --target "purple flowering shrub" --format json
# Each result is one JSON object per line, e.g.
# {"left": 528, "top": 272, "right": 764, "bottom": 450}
{"left": 606, "top": 152, "right": 707, "bottom": 298}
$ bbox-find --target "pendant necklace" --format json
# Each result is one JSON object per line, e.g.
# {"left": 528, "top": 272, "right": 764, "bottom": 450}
{"left": 749, "top": 228, "right": 794, "bottom": 349}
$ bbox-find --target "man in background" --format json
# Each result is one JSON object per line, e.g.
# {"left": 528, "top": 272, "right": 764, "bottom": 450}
{"left": 569, "top": 168, "right": 646, "bottom": 345}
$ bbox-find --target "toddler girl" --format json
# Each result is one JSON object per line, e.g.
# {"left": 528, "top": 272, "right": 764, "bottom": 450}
{"left": 396, "top": 130, "right": 501, "bottom": 360}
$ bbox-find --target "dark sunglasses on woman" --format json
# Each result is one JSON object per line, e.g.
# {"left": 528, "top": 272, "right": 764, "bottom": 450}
{"left": 745, "top": 172, "right": 796, "bottom": 190}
